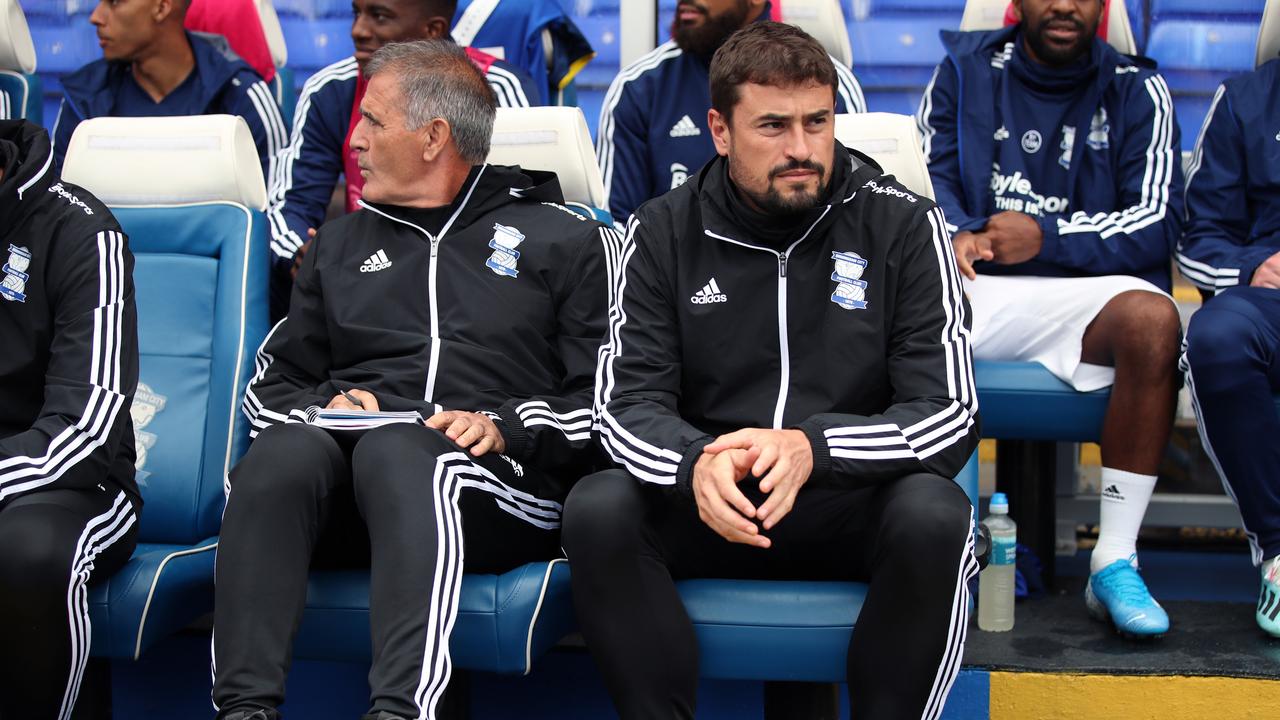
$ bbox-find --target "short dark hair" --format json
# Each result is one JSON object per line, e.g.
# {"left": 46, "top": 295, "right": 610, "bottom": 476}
{"left": 709, "top": 22, "right": 838, "bottom": 122}
{"left": 422, "top": 0, "right": 458, "bottom": 20}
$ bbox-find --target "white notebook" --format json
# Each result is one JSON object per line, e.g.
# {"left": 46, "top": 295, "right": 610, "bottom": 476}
{"left": 304, "top": 407, "right": 424, "bottom": 431}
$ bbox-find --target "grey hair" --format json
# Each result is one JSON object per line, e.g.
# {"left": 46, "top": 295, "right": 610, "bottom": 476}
{"left": 364, "top": 39, "right": 496, "bottom": 164}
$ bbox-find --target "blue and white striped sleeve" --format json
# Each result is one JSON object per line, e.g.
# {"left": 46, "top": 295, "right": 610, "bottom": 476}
{"left": 833, "top": 56, "right": 867, "bottom": 114}
{"left": 1176, "top": 83, "right": 1275, "bottom": 292}
{"left": 0, "top": 230, "right": 138, "bottom": 503}
{"left": 1039, "top": 71, "right": 1184, "bottom": 276}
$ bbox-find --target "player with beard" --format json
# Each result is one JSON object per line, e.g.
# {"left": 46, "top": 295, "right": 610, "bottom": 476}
{"left": 567, "top": 22, "right": 978, "bottom": 719}
{"left": 596, "top": 0, "right": 865, "bottom": 226}
{"left": 917, "top": 0, "right": 1183, "bottom": 637}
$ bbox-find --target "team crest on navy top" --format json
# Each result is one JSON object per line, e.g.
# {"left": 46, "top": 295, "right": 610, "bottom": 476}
{"left": 1021, "top": 130, "right": 1042, "bottom": 154}
{"left": 1087, "top": 108, "right": 1110, "bottom": 151}
{"left": 2, "top": 245, "right": 31, "bottom": 303}
{"left": 830, "top": 251, "right": 869, "bottom": 311}
{"left": 485, "top": 223, "right": 525, "bottom": 278}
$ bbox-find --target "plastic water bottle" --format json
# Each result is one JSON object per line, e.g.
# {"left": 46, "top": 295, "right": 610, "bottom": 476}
{"left": 978, "top": 492, "right": 1016, "bottom": 632}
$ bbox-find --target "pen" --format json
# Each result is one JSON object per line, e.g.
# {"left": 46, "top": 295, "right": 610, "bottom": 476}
{"left": 341, "top": 389, "right": 365, "bottom": 409}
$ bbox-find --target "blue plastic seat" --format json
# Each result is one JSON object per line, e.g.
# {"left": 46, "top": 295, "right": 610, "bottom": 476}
{"left": 1147, "top": 21, "right": 1258, "bottom": 94}
{"left": 0, "top": 70, "right": 41, "bottom": 123}
{"left": 26, "top": 20, "right": 98, "bottom": 74}
{"left": 279, "top": 16, "right": 353, "bottom": 74}
{"left": 870, "top": 0, "right": 968, "bottom": 14}
{"left": 848, "top": 16, "right": 957, "bottom": 89}
{"left": 58, "top": 115, "right": 270, "bottom": 659}
{"left": 1151, "top": 0, "right": 1264, "bottom": 18}
{"left": 571, "top": 13, "right": 620, "bottom": 89}
{"left": 974, "top": 360, "right": 1110, "bottom": 441}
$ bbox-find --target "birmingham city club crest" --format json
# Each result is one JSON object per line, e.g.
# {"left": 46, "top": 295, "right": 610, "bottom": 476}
{"left": 830, "top": 251, "right": 869, "bottom": 310}
{"left": 130, "top": 382, "right": 168, "bottom": 484}
{"left": 2, "top": 245, "right": 31, "bottom": 303}
{"left": 485, "top": 223, "right": 525, "bottom": 278}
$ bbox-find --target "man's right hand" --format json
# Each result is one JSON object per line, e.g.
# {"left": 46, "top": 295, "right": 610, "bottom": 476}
{"left": 952, "top": 231, "right": 993, "bottom": 280}
{"left": 692, "top": 447, "right": 769, "bottom": 548}
{"left": 326, "top": 388, "right": 378, "bottom": 411}
{"left": 1251, "top": 250, "right": 1280, "bottom": 289}
{"left": 290, "top": 229, "right": 317, "bottom": 280}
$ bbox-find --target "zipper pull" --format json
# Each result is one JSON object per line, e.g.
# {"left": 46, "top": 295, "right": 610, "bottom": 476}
{"left": 431, "top": 238, "right": 439, "bottom": 258}
{"left": 778, "top": 253, "right": 788, "bottom": 278}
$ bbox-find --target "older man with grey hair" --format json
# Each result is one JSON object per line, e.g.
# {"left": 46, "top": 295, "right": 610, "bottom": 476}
{"left": 210, "top": 40, "right": 618, "bottom": 720}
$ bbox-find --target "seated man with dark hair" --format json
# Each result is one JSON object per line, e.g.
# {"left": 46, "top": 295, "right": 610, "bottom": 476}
{"left": 597, "top": 0, "right": 866, "bottom": 227}
{"left": 0, "top": 119, "right": 140, "bottom": 719}
{"left": 917, "top": 0, "right": 1183, "bottom": 637}
{"left": 1178, "top": 57, "right": 1280, "bottom": 638}
{"left": 266, "top": 0, "right": 539, "bottom": 319}
{"left": 51, "top": 0, "right": 285, "bottom": 180}
{"left": 211, "top": 39, "right": 616, "bottom": 720}
{"left": 567, "top": 21, "right": 979, "bottom": 719}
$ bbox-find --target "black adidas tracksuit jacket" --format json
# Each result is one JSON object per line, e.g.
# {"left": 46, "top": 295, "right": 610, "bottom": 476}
{"left": 244, "top": 163, "right": 619, "bottom": 487}
{"left": 0, "top": 120, "right": 139, "bottom": 507}
{"left": 596, "top": 142, "right": 981, "bottom": 491}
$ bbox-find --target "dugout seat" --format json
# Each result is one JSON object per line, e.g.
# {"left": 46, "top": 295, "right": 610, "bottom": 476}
{"left": 487, "top": 105, "right": 611, "bottom": 224}
{"left": 0, "top": 0, "right": 41, "bottom": 123}
{"left": 782, "top": 0, "right": 855, "bottom": 68}
{"left": 292, "top": 106, "right": 608, "bottom": 674}
{"left": 1257, "top": 0, "right": 1280, "bottom": 66}
{"left": 61, "top": 114, "right": 271, "bottom": 659}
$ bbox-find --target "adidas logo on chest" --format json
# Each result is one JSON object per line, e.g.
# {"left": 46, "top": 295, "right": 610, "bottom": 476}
{"left": 691, "top": 278, "right": 727, "bottom": 304}
{"left": 360, "top": 249, "right": 393, "bottom": 273}
{"left": 669, "top": 115, "right": 702, "bottom": 138}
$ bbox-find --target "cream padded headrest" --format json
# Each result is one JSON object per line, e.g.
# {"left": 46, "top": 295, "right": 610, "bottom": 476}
{"left": 835, "top": 112, "right": 936, "bottom": 200}
{"left": 781, "top": 0, "right": 854, "bottom": 68}
{"left": 63, "top": 115, "right": 267, "bottom": 210}
{"left": 1259, "top": 0, "right": 1279, "bottom": 68}
{"left": 258, "top": 0, "right": 288, "bottom": 69}
{"left": 960, "top": 0, "right": 1135, "bottom": 55}
{"left": 487, "top": 106, "right": 606, "bottom": 209}
{"left": 0, "top": 0, "right": 36, "bottom": 73}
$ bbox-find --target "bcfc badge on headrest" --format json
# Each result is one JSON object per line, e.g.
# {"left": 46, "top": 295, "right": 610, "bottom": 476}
{"left": 485, "top": 223, "right": 525, "bottom": 278}
{"left": 1, "top": 245, "right": 31, "bottom": 303}
{"left": 830, "top": 251, "right": 869, "bottom": 311}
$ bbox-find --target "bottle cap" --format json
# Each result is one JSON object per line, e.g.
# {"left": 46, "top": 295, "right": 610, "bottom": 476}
{"left": 989, "top": 492, "right": 1008, "bottom": 513}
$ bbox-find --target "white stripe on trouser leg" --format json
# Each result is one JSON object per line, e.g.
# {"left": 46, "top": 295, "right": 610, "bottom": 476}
{"left": 412, "top": 457, "right": 467, "bottom": 719}
{"left": 410, "top": 454, "right": 564, "bottom": 717}
{"left": 921, "top": 514, "right": 979, "bottom": 720}
{"left": 58, "top": 491, "right": 136, "bottom": 720}
{"left": 1184, "top": 364, "right": 1264, "bottom": 565}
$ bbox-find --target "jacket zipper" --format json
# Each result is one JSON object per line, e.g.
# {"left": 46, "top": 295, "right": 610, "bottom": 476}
{"left": 704, "top": 203, "right": 829, "bottom": 429}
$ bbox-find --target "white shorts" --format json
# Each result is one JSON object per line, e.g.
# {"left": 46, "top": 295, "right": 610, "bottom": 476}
{"left": 964, "top": 274, "right": 1171, "bottom": 392}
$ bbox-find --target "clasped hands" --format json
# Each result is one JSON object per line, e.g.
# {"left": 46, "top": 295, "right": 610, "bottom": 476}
{"left": 953, "top": 210, "right": 1043, "bottom": 280}
{"left": 325, "top": 390, "right": 505, "bottom": 456}
{"left": 692, "top": 428, "right": 813, "bottom": 549}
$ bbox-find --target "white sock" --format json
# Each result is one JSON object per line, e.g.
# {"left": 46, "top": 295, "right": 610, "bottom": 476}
{"left": 1091, "top": 467, "right": 1157, "bottom": 574}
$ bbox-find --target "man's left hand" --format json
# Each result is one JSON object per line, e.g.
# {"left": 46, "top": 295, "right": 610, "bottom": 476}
{"left": 983, "top": 211, "right": 1043, "bottom": 265}
{"left": 425, "top": 411, "right": 506, "bottom": 456}
{"left": 703, "top": 428, "right": 813, "bottom": 530}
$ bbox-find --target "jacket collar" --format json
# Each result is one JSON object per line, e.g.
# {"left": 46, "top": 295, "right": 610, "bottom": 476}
{"left": 0, "top": 120, "right": 57, "bottom": 233}
{"left": 357, "top": 163, "right": 568, "bottom": 239}
{"left": 695, "top": 141, "right": 881, "bottom": 252}
{"left": 60, "top": 32, "right": 249, "bottom": 123}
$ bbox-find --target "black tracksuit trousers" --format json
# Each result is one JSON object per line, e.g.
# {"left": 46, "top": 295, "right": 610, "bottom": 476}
{"left": 212, "top": 423, "right": 561, "bottom": 720}
{"left": 0, "top": 486, "right": 138, "bottom": 720}
{"left": 562, "top": 468, "right": 977, "bottom": 720}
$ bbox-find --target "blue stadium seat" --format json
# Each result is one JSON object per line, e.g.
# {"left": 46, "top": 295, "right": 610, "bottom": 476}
{"left": 870, "top": 0, "right": 968, "bottom": 14}
{"left": 26, "top": 19, "right": 97, "bottom": 74}
{"left": 862, "top": 87, "right": 924, "bottom": 115}
{"left": 59, "top": 115, "right": 270, "bottom": 659}
{"left": 274, "top": 0, "right": 350, "bottom": 19}
{"left": 572, "top": 12, "right": 620, "bottom": 89}
{"left": 0, "top": 70, "right": 41, "bottom": 122}
{"left": 1, "top": 0, "right": 40, "bottom": 122}
{"left": 1148, "top": 20, "right": 1258, "bottom": 89}
{"left": 1151, "top": 0, "right": 1264, "bottom": 17}
{"left": 975, "top": 361, "right": 1108, "bottom": 441}
{"left": 848, "top": 16, "right": 956, "bottom": 89}
{"left": 1172, "top": 93, "right": 1213, "bottom": 152}
{"left": 278, "top": 16, "right": 352, "bottom": 74}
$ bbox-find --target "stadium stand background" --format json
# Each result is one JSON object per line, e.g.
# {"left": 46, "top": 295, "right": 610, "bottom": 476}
{"left": 14, "top": 0, "right": 1269, "bottom": 149}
